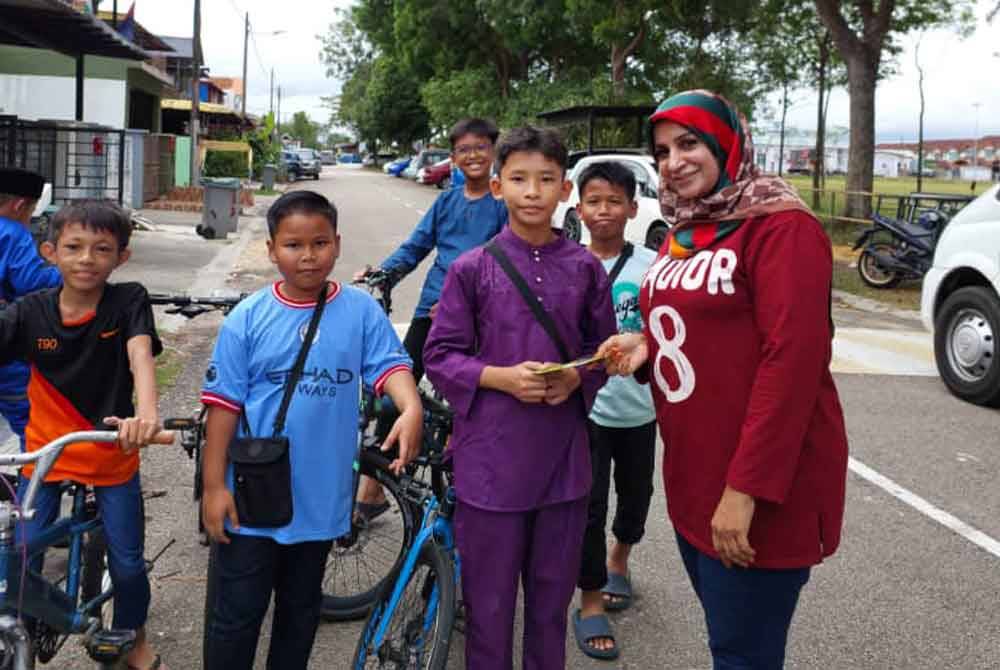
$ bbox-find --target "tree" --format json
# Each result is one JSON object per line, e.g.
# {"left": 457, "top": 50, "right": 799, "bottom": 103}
{"left": 814, "top": 0, "right": 974, "bottom": 217}
{"left": 567, "top": 0, "right": 656, "bottom": 100}
{"left": 280, "top": 111, "right": 322, "bottom": 148}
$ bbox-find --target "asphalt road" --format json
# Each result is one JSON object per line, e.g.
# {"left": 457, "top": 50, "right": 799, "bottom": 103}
{"left": 37, "top": 165, "right": 1000, "bottom": 669}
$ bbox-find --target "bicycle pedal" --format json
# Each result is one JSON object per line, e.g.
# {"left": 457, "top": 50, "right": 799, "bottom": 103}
{"left": 85, "top": 628, "right": 136, "bottom": 663}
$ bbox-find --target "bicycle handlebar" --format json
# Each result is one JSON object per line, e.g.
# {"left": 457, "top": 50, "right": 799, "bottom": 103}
{"left": 2, "top": 430, "right": 174, "bottom": 520}
{"left": 149, "top": 293, "right": 247, "bottom": 307}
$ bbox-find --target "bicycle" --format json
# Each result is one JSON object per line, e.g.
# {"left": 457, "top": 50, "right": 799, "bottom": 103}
{"left": 352, "top": 391, "right": 460, "bottom": 669}
{"left": 0, "top": 429, "right": 173, "bottom": 670}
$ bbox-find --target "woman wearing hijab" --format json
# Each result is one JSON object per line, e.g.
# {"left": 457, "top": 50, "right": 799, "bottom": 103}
{"left": 598, "top": 90, "right": 849, "bottom": 668}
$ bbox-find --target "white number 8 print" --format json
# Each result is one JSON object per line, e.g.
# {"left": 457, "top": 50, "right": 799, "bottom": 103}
{"left": 648, "top": 305, "right": 695, "bottom": 403}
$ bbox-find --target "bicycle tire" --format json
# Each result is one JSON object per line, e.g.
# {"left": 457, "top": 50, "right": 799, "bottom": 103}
{"left": 321, "top": 472, "right": 417, "bottom": 621}
{"left": 352, "top": 540, "right": 456, "bottom": 670}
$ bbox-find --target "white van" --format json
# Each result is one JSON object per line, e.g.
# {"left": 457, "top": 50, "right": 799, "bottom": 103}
{"left": 920, "top": 184, "right": 1000, "bottom": 407}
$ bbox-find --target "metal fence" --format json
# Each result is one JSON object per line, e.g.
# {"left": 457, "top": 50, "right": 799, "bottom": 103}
{"left": 0, "top": 115, "right": 126, "bottom": 206}
{"left": 800, "top": 188, "right": 975, "bottom": 228}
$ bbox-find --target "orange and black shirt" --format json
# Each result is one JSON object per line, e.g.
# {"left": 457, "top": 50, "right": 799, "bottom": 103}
{"left": 0, "top": 282, "right": 162, "bottom": 485}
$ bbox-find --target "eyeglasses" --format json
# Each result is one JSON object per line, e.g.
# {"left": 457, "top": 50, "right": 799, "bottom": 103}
{"left": 454, "top": 143, "right": 492, "bottom": 157}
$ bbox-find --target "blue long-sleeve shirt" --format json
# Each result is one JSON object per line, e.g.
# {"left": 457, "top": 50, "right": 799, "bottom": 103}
{"left": 0, "top": 215, "right": 62, "bottom": 397}
{"left": 381, "top": 188, "right": 507, "bottom": 319}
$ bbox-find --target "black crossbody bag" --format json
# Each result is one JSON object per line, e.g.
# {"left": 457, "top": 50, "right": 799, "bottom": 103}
{"left": 228, "top": 283, "right": 327, "bottom": 528}
{"left": 485, "top": 241, "right": 570, "bottom": 362}
{"left": 606, "top": 242, "right": 634, "bottom": 285}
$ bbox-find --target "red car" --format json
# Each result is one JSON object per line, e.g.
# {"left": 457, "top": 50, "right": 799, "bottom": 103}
{"left": 418, "top": 158, "right": 455, "bottom": 189}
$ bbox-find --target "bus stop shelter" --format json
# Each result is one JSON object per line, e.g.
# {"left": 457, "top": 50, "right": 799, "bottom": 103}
{"left": 537, "top": 105, "right": 656, "bottom": 154}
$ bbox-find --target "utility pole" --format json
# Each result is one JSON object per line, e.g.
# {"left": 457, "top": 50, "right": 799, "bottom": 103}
{"left": 277, "top": 85, "right": 282, "bottom": 143}
{"left": 269, "top": 68, "right": 274, "bottom": 119}
{"left": 241, "top": 12, "right": 249, "bottom": 118}
{"left": 972, "top": 102, "right": 981, "bottom": 170}
{"left": 190, "top": 0, "right": 202, "bottom": 184}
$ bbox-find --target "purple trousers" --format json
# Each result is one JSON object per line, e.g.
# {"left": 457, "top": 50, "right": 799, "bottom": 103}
{"left": 454, "top": 497, "right": 588, "bottom": 670}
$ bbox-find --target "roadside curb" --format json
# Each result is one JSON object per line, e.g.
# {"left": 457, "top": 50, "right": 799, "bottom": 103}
{"left": 832, "top": 289, "right": 923, "bottom": 323}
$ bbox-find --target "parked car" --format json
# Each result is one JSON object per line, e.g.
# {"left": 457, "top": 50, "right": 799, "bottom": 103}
{"left": 920, "top": 184, "right": 1000, "bottom": 407}
{"left": 319, "top": 150, "right": 337, "bottom": 165}
{"left": 280, "top": 151, "right": 306, "bottom": 181}
{"left": 385, "top": 156, "right": 412, "bottom": 177}
{"left": 404, "top": 148, "right": 450, "bottom": 180}
{"left": 338, "top": 152, "right": 363, "bottom": 164}
{"left": 418, "top": 158, "right": 453, "bottom": 187}
{"left": 295, "top": 149, "right": 322, "bottom": 180}
{"left": 552, "top": 153, "right": 666, "bottom": 250}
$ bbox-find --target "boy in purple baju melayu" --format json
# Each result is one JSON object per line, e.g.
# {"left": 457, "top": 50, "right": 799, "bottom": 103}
{"left": 424, "top": 126, "right": 617, "bottom": 669}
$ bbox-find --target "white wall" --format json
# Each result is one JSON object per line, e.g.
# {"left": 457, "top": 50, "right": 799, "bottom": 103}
{"left": 0, "top": 74, "right": 126, "bottom": 128}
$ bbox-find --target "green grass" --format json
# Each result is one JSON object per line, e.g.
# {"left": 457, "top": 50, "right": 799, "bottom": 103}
{"left": 786, "top": 175, "right": 992, "bottom": 198}
{"left": 257, "top": 187, "right": 281, "bottom": 196}
{"left": 832, "top": 259, "right": 922, "bottom": 312}
{"left": 155, "top": 346, "right": 185, "bottom": 392}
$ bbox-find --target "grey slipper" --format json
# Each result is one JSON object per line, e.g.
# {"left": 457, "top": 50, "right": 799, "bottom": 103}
{"left": 573, "top": 608, "right": 620, "bottom": 660}
{"left": 601, "top": 572, "right": 633, "bottom": 611}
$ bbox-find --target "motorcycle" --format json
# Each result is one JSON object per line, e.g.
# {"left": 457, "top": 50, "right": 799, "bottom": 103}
{"left": 851, "top": 208, "right": 950, "bottom": 289}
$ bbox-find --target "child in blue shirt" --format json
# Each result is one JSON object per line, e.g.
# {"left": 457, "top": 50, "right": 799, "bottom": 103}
{"left": 354, "top": 117, "right": 507, "bottom": 518}
{"left": 200, "top": 191, "right": 422, "bottom": 670}
{"left": 0, "top": 168, "right": 61, "bottom": 449}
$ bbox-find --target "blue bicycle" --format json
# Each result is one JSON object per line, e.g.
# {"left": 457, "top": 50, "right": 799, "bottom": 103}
{"left": 352, "top": 392, "right": 459, "bottom": 669}
{"left": 0, "top": 429, "right": 172, "bottom": 669}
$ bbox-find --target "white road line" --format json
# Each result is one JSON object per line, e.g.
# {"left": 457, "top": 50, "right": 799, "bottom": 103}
{"left": 849, "top": 456, "right": 1000, "bottom": 559}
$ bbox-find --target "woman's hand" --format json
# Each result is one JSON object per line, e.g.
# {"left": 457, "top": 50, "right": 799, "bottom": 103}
{"left": 710, "top": 485, "right": 756, "bottom": 568}
{"left": 597, "top": 333, "right": 648, "bottom": 376}
{"left": 542, "top": 367, "right": 580, "bottom": 405}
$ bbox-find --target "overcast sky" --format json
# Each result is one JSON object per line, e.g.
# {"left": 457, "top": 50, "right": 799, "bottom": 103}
{"left": 130, "top": 0, "right": 1000, "bottom": 141}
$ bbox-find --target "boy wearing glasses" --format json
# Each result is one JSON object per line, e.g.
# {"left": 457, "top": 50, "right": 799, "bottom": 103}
{"left": 353, "top": 118, "right": 507, "bottom": 519}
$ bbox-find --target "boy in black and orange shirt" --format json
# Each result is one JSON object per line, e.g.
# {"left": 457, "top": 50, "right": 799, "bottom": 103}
{"left": 0, "top": 200, "right": 167, "bottom": 670}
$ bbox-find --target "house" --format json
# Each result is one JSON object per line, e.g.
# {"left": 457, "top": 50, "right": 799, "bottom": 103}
{"left": 0, "top": 10, "right": 173, "bottom": 132}
{"left": 209, "top": 77, "right": 245, "bottom": 112}
{"left": 877, "top": 136, "right": 1000, "bottom": 174}
{"left": 751, "top": 130, "right": 850, "bottom": 175}
{"left": 873, "top": 149, "right": 917, "bottom": 178}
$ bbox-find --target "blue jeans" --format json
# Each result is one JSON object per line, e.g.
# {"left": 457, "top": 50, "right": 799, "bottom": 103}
{"left": 676, "top": 532, "right": 810, "bottom": 670}
{"left": 203, "top": 532, "right": 333, "bottom": 670}
{"left": 18, "top": 473, "right": 150, "bottom": 630}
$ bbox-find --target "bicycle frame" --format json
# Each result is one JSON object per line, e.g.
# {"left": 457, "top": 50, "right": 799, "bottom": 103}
{"left": 367, "top": 486, "right": 459, "bottom": 654}
{"left": 0, "top": 431, "right": 119, "bottom": 669}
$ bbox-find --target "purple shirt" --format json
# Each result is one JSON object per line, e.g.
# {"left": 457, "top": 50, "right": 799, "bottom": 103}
{"left": 424, "top": 227, "right": 616, "bottom": 511}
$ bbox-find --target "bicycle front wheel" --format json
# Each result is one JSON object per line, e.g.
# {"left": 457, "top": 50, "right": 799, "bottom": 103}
{"left": 352, "top": 541, "right": 456, "bottom": 670}
{"left": 321, "top": 473, "right": 416, "bottom": 621}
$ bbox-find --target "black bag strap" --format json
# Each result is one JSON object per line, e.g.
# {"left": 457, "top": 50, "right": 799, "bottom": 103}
{"left": 272, "top": 282, "right": 328, "bottom": 436}
{"left": 485, "top": 241, "right": 570, "bottom": 362}
{"left": 606, "top": 242, "right": 634, "bottom": 286}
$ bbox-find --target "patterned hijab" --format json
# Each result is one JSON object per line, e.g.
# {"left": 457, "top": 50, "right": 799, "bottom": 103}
{"left": 650, "top": 90, "right": 811, "bottom": 259}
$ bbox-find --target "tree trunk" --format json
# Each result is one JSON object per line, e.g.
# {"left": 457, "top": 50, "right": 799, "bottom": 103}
{"left": 609, "top": 10, "right": 646, "bottom": 102}
{"left": 812, "top": 35, "right": 829, "bottom": 211}
{"left": 778, "top": 81, "right": 789, "bottom": 176}
{"left": 844, "top": 52, "right": 878, "bottom": 219}
{"left": 915, "top": 39, "right": 925, "bottom": 193}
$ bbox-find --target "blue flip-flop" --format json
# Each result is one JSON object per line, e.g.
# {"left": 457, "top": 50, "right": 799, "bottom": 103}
{"left": 601, "top": 573, "right": 633, "bottom": 612}
{"left": 572, "top": 608, "right": 620, "bottom": 660}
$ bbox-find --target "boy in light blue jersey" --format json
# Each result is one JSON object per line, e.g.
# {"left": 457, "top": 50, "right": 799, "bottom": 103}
{"left": 571, "top": 162, "right": 658, "bottom": 661}
{"left": 200, "top": 191, "right": 422, "bottom": 670}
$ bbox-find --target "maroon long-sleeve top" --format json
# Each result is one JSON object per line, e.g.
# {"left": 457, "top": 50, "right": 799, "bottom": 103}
{"left": 639, "top": 210, "right": 849, "bottom": 568}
